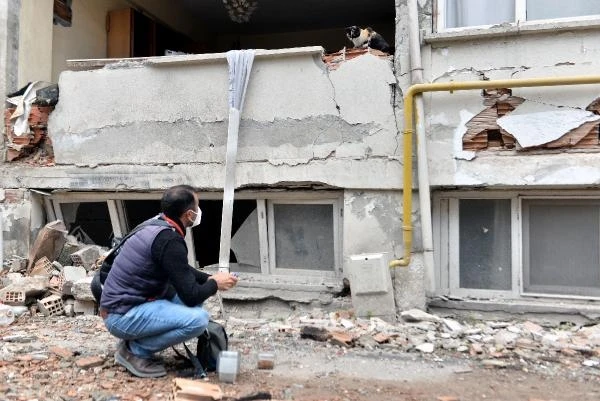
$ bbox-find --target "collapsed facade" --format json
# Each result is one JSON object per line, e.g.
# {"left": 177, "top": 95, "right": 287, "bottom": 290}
{"left": 1, "top": 0, "right": 600, "bottom": 320}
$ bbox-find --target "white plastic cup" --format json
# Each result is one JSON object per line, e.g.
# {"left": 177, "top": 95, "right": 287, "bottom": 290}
{"left": 217, "top": 350, "right": 240, "bottom": 383}
{"left": 0, "top": 304, "right": 15, "bottom": 326}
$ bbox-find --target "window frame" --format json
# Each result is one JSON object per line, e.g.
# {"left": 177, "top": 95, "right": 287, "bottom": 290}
{"left": 520, "top": 196, "right": 600, "bottom": 300}
{"left": 436, "top": 0, "right": 600, "bottom": 33}
{"left": 267, "top": 198, "right": 342, "bottom": 277}
{"left": 443, "top": 194, "right": 520, "bottom": 299}
{"left": 49, "top": 191, "right": 343, "bottom": 278}
{"left": 434, "top": 190, "right": 600, "bottom": 301}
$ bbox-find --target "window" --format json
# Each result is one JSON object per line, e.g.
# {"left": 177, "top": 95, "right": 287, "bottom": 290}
{"left": 523, "top": 200, "right": 600, "bottom": 297}
{"left": 268, "top": 201, "right": 339, "bottom": 273}
{"left": 438, "top": 0, "right": 600, "bottom": 31}
{"left": 55, "top": 201, "right": 112, "bottom": 247}
{"left": 49, "top": 192, "right": 342, "bottom": 276}
{"left": 458, "top": 199, "right": 512, "bottom": 290}
{"left": 435, "top": 193, "right": 600, "bottom": 300}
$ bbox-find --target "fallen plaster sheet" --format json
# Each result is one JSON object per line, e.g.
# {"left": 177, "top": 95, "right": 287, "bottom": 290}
{"left": 497, "top": 101, "right": 600, "bottom": 148}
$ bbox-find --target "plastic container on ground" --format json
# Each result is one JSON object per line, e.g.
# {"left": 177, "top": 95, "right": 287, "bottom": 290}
{"left": 217, "top": 350, "right": 240, "bottom": 383}
{"left": 257, "top": 352, "right": 275, "bottom": 369}
{"left": 0, "top": 303, "right": 16, "bottom": 326}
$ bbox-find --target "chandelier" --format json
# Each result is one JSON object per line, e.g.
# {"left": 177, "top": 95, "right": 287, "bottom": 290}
{"left": 223, "top": 0, "right": 258, "bottom": 23}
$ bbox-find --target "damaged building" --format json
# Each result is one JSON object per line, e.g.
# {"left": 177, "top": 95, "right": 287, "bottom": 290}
{"left": 1, "top": 0, "right": 600, "bottom": 321}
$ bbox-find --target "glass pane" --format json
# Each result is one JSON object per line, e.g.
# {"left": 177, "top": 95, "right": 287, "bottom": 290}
{"left": 446, "top": 0, "right": 515, "bottom": 28}
{"left": 527, "top": 0, "right": 600, "bottom": 20}
{"left": 459, "top": 199, "right": 512, "bottom": 290}
{"left": 526, "top": 204, "right": 600, "bottom": 293}
{"left": 274, "top": 204, "right": 334, "bottom": 270}
{"left": 194, "top": 200, "right": 260, "bottom": 273}
{"left": 60, "top": 202, "right": 112, "bottom": 247}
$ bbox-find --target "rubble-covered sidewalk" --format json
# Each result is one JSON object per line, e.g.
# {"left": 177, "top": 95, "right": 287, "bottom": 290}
{"left": 1, "top": 305, "right": 600, "bottom": 400}
{"left": 2, "top": 221, "right": 600, "bottom": 399}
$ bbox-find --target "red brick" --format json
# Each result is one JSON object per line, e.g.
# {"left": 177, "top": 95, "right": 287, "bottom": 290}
{"left": 50, "top": 347, "right": 74, "bottom": 359}
{"left": 75, "top": 356, "right": 104, "bottom": 369}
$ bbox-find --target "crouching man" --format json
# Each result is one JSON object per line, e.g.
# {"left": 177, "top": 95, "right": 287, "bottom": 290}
{"left": 99, "top": 185, "right": 238, "bottom": 378}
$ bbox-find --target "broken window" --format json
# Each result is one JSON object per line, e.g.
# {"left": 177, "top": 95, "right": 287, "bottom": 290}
{"left": 194, "top": 199, "right": 261, "bottom": 273}
{"left": 439, "top": 0, "right": 600, "bottom": 30}
{"left": 50, "top": 193, "right": 341, "bottom": 275}
{"left": 459, "top": 199, "right": 512, "bottom": 290}
{"left": 522, "top": 200, "right": 600, "bottom": 297}
{"left": 57, "top": 202, "right": 112, "bottom": 247}
{"left": 268, "top": 201, "right": 338, "bottom": 272}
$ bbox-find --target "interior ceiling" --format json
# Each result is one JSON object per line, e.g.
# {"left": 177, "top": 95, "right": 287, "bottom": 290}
{"left": 179, "top": 0, "right": 395, "bottom": 34}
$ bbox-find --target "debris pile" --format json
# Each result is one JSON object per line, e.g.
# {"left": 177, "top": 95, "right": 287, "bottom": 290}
{"left": 0, "top": 220, "right": 106, "bottom": 323}
{"left": 226, "top": 308, "right": 600, "bottom": 373}
{"left": 4, "top": 81, "right": 58, "bottom": 164}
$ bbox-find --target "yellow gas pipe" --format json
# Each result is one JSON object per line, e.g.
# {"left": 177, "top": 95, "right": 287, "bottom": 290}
{"left": 390, "top": 75, "right": 600, "bottom": 268}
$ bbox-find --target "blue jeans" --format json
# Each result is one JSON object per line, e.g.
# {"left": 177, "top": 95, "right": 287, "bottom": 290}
{"left": 103, "top": 295, "right": 209, "bottom": 359}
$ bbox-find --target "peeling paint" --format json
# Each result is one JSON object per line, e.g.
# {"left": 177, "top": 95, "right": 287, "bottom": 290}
{"left": 453, "top": 110, "right": 476, "bottom": 161}
{"left": 498, "top": 102, "right": 600, "bottom": 148}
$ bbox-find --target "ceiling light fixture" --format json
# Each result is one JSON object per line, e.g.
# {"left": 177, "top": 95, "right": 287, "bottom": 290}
{"left": 223, "top": 0, "right": 258, "bottom": 23}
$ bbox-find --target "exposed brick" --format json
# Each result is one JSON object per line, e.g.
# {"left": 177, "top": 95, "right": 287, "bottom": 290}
{"left": 329, "top": 330, "right": 354, "bottom": 347}
{"left": 373, "top": 333, "right": 391, "bottom": 344}
{"left": 75, "top": 356, "right": 104, "bottom": 369}
{"left": 49, "top": 346, "right": 74, "bottom": 359}
{"left": 30, "top": 256, "right": 54, "bottom": 277}
{"left": 1, "top": 290, "right": 26, "bottom": 306}
{"left": 2, "top": 189, "right": 26, "bottom": 203}
{"left": 37, "top": 295, "right": 64, "bottom": 317}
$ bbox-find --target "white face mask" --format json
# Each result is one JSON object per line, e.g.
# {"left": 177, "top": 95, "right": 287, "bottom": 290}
{"left": 190, "top": 207, "right": 202, "bottom": 227}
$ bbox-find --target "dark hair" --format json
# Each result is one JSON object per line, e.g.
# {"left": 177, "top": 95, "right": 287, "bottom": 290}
{"left": 161, "top": 185, "right": 197, "bottom": 220}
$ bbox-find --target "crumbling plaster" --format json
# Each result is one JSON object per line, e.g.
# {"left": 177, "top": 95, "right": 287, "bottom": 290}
{"left": 48, "top": 50, "right": 400, "bottom": 192}
{"left": 416, "top": 3, "right": 600, "bottom": 188}
{"left": 0, "top": 190, "right": 42, "bottom": 262}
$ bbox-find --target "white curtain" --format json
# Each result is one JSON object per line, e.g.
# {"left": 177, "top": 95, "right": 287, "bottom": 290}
{"left": 446, "top": 0, "right": 515, "bottom": 28}
{"left": 218, "top": 50, "right": 255, "bottom": 269}
{"left": 527, "top": 0, "right": 600, "bottom": 21}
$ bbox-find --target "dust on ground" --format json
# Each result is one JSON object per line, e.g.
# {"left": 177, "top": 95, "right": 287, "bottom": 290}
{"left": 1, "top": 313, "right": 600, "bottom": 401}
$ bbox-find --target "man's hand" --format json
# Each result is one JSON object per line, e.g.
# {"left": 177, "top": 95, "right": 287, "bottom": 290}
{"left": 209, "top": 272, "right": 239, "bottom": 291}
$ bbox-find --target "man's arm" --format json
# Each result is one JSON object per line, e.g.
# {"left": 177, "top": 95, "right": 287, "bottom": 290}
{"left": 152, "top": 230, "right": 217, "bottom": 306}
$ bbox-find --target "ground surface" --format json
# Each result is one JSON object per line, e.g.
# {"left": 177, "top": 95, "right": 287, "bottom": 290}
{"left": 1, "top": 313, "right": 600, "bottom": 401}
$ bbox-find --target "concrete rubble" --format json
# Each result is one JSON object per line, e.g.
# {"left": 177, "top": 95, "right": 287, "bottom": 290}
{"left": 1, "top": 223, "right": 600, "bottom": 399}
{"left": 0, "top": 306, "right": 600, "bottom": 400}
{"left": 0, "top": 220, "right": 107, "bottom": 318}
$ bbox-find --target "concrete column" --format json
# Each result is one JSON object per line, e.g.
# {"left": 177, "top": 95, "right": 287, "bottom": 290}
{"left": 391, "top": 0, "right": 428, "bottom": 312}
{"left": 1, "top": 0, "right": 21, "bottom": 164}
{"left": 17, "top": 0, "right": 53, "bottom": 88}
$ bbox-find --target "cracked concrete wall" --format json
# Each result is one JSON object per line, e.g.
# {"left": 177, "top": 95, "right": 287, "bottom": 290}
{"left": 419, "top": 3, "right": 600, "bottom": 187}
{"left": 1, "top": 190, "right": 32, "bottom": 262}
{"left": 48, "top": 50, "right": 400, "bottom": 191}
{"left": 1, "top": 0, "right": 20, "bottom": 160}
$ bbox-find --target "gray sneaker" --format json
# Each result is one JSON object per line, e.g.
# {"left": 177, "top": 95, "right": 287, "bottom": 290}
{"left": 114, "top": 341, "right": 167, "bottom": 378}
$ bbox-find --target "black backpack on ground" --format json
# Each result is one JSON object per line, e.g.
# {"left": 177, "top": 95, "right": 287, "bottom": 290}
{"left": 175, "top": 321, "right": 229, "bottom": 378}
